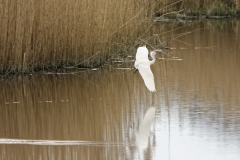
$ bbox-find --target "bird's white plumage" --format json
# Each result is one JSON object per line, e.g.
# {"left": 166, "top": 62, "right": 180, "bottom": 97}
{"left": 137, "top": 64, "right": 155, "bottom": 92}
{"left": 134, "top": 46, "right": 156, "bottom": 92}
{"left": 136, "top": 46, "right": 148, "bottom": 60}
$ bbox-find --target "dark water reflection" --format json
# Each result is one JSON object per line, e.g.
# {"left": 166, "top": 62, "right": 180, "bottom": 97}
{"left": 1, "top": 20, "right": 240, "bottom": 160}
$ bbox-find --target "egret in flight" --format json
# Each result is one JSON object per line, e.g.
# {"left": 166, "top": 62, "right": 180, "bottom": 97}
{"left": 134, "top": 46, "right": 161, "bottom": 92}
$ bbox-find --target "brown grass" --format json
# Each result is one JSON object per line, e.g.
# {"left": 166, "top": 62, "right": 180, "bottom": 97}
{"left": 0, "top": 0, "right": 239, "bottom": 74}
{"left": 0, "top": 0, "right": 159, "bottom": 74}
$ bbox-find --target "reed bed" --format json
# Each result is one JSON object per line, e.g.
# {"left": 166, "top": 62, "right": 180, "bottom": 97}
{"left": 0, "top": 0, "right": 159, "bottom": 74}
{"left": 0, "top": 0, "right": 239, "bottom": 75}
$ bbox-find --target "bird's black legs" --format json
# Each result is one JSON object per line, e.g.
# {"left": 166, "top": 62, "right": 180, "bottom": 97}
{"left": 132, "top": 68, "right": 138, "bottom": 74}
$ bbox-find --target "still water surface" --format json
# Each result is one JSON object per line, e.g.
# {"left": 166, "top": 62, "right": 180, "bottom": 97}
{"left": 1, "top": 20, "right": 240, "bottom": 160}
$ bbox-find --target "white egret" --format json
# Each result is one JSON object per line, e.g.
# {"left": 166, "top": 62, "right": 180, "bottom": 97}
{"left": 134, "top": 46, "right": 161, "bottom": 92}
{"left": 136, "top": 107, "right": 156, "bottom": 149}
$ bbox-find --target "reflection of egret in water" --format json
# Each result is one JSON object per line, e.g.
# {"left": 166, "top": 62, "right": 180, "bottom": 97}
{"left": 136, "top": 107, "right": 156, "bottom": 150}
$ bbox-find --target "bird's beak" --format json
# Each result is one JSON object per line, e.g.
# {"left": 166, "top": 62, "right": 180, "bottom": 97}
{"left": 153, "top": 49, "right": 162, "bottom": 53}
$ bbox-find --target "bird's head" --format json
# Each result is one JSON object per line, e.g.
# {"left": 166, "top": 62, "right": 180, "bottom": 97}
{"left": 150, "top": 49, "right": 162, "bottom": 57}
{"left": 150, "top": 51, "right": 156, "bottom": 57}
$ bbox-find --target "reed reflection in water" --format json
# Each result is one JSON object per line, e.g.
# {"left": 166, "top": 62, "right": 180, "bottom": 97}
{"left": 1, "top": 20, "right": 240, "bottom": 160}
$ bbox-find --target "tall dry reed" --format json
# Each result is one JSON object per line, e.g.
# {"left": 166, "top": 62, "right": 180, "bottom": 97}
{"left": 0, "top": 0, "right": 158, "bottom": 73}
{"left": 0, "top": 0, "right": 239, "bottom": 74}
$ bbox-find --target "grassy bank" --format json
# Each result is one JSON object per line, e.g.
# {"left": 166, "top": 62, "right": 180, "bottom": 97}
{"left": 0, "top": 0, "right": 240, "bottom": 76}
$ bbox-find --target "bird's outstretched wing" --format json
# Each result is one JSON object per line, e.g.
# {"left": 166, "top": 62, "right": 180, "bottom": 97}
{"left": 138, "top": 64, "right": 156, "bottom": 92}
{"left": 136, "top": 46, "right": 149, "bottom": 61}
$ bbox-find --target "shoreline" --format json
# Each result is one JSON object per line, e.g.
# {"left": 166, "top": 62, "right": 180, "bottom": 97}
{"left": 154, "top": 13, "right": 240, "bottom": 22}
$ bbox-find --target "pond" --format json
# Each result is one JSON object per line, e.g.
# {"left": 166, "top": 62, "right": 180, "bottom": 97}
{"left": 0, "top": 20, "right": 240, "bottom": 160}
